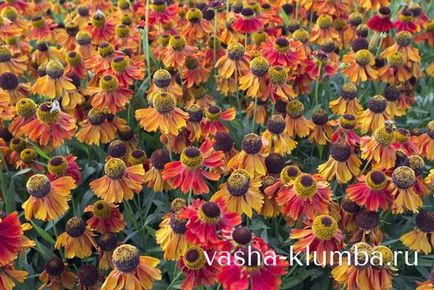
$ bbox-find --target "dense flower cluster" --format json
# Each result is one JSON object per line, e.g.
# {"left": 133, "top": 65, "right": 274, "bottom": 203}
{"left": 0, "top": 0, "right": 433, "bottom": 289}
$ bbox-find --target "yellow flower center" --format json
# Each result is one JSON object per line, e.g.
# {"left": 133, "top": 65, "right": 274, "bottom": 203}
{"left": 180, "top": 147, "right": 203, "bottom": 168}
{"left": 99, "top": 75, "right": 119, "bottom": 92}
{"left": 92, "top": 200, "right": 112, "bottom": 219}
{"left": 76, "top": 31, "right": 91, "bottom": 46}
{"left": 312, "top": 215, "right": 338, "bottom": 240}
{"left": 27, "top": 174, "right": 51, "bottom": 198}
{"left": 1, "top": 6, "right": 17, "bottom": 21}
{"left": 169, "top": 35, "right": 186, "bottom": 51}
{"left": 104, "top": 158, "right": 126, "bottom": 179}
{"left": 88, "top": 108, "right": 106, "bottom": 126}
{"left": 394, "top": 128, "right": 409, "bottom": 143}
{"left": 9, "top": 137, "right": 25, "bottom": 152}
{"left": 427, "top": 121, "right": 434, "bottom": 139}
{"left": 65, "top": 51, "right": 82, "bottom": 66}
{"left": 286, "top": 100, "right": 304, "bottom": 119}
{"left": 32, "top": 16, "right": 45, "bottom": 28}
{"left": 228, "top": 169, "right": 251, "bottom": 197}
{"left": 128, "top": 149, "right": 147, "bottom": 166}
{"left": 293, "top": 28, "right": 309, "bottom": 43}
{"left": 227, "top": 42, "right": 245, "bottom": 61}
{"left": 351, "top": 242, "right": 372, "bottom": 264}
{"left": 387, "top": 52, "right": 404, "bottom": 67}
{"left": 97, "top": 42, "right": 115, "bottom": 57}
{"left": 16, "top": 98, "right": 37, "bottom": 119}
{"left": 317, "top": 15, "right": 332, "bottom": 29}
{"left": 252, "top": 31, "right": 267, "bottom": 45}
{"left": 339, "top": 114, "right": 356, "bottom": 129}
{"left": 371, "top": 245, "right": 393, "bottom": 266}
{"left": 250, "top": 56, "right": 269, "bottom": 77}
{"left": 20, "top": 148, "right": 37, "bottom": 163}
{"left": 355, "top": 49, "right": 373, "bottom": 66}
{"left": 408, "top": 155, "right": 425, "bottom": 176}
{"left": 186, "top": 8, "right": 202, "bottom": 23}
{"left": 153, "top": 69, "right": 171, "bottom": 88}
{"left": 112, "top": 244, "right": 140, "bottom": 273}
{"left": 204, "top": 106, "right": 222, "bottom": 121}
{"left": 111, "top": 56, "right": 129, "bottom": 73}
{"left": 153, "top": 92, "right": 176, "bottom": 113}
{"left": 0, "top": 47, "right": 12, "bottom": 62}
{"left": 151, "top": 1, "right": 167, "bottom": 12}
{"left": 274, "top": 37, "right": 289, "bottom": 53}
{"left": 47, "top": 156, "right": 67, "bottom": 175}
{"left": 280, "top": 165, "right": 301, "bottom": 185}
{"left": 65, "top": 22, "right": 79, "bottom": 37}
{"left": 268, "top": 66, "right": 287, "bottom": 85}
{"left": 92, "top": 12, "right": 106, "bottom": 27}
{"left": 396, "top": 31, "right": 412, "bottom": 47}
{"left": 366, "top": 170, "right": 387, "bottom": 190}
{"left": 46, "top": 60, "right": 65, "bottom": 79}
{"left": 65, "top": 216, "right": 86, "bottom": 237}
{"left": 183, "top": 246, "right": 206, "bottom": 270}
{"left": 426, "top": 21, "right": 434, "bottom": 32}
{"left": 374, "top": 126, "right": 395, "bottom": 146}
{"left": 37, "top": 103, "right": 60, "bottom": 125}
{"left": 171, "top": 198, "right": 186, "bottom": 212}
{"left": 115, "top": 24, "right": 130, "bottom": 38}
{"left": 294, "top": 174, "right": 318, "bottom": 198}
{"left": 392, "top": 166, "right": 416, "bottom": 189}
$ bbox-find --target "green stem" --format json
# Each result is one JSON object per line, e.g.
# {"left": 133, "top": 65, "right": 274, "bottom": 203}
{"left": 295, "top": 0, "right": 299, "bottom": 21}
{"left": 167, "top": 270, "right": 183, "bottom": 289}
{"left": 187, "top": 189, "right": 192, "bottom": 205}
{"left": 251, "top": 96, "right": 258, "bottom": 132}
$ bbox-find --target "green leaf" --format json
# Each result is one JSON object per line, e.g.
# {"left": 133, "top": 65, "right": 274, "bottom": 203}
{"left": 31, "top": 221, "right": 56, "bottom": 245}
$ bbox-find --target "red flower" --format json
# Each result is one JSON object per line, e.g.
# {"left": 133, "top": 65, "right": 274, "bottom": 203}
{"left": 232, "top": 8, "right": 263, "bottom": 34}
{"left": 178, "top": 198, "right": 242, "bottom": 249}
{"left": 367, "top": 7, "right": 394, "bottom": 32}
{"left": 0, "top": 211, "right": 22, "bottom": 267}
{"left": 163, "top": 140, "right": 225, "bottom": 194}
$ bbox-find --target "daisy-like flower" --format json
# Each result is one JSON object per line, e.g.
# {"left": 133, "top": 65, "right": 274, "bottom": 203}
{"left": 182, "top": 8, "right": 212, "bottom": 40}
{"left": 407, "top": 155, "right": 430, "bottom": 197}
{"left": 110, "top": 55, "right": 144, "bottom": 87}
{"left": 97, "top": 233, "right": 118, "bottom": 271}
{"left": 0, "top": 46, "right": 27, "bottom": 74}
{"left": 262, "top": 114, "right": 297, "bottom": 155}
{"left": 64, "top": 50, "right": 86, "bottom": 79}
{"left": 360, "top": 125, "right": 396, "bottom": 169}
{"left": 413, "top": 120, "right": 434, "bottom": 160}
{"left": 76, "top": 108, "right": 117, "bottom": 146}
{"left": 77, "top": 264, "right": 104, "bottom": 289}
{"left": 384, "top": 85, "right": 411, "bottom": 118}
{"left": 318, "top": 142, "right": 361, "bottom": 184}
{"left": 347, "top": 170, "right": 392, "bottom": 212}
{"left": 90, "top": 158, "right": 145, "bottom": 203}
{"left": 276, "top": 173, "right": 331, "bottom": 220}
{"left": 415, "top": 21, "right": 434, "bottom": 46}
{"left": 156, "top": 209, "right": 188, "bottom": 261}
{"left": 291, "top": 214, "right": 345, "bottom": 265}
{"left": 311, "top": 15, "right": 340, "bottom": 44}
{"left": 332, "top": 243, "right": 395, "bottom": 290}
{"left": 86, "top": 11, "right": 115, "bottom": 45}
{"left": 179, "top": 198, "right": 241, "bottom": 249}
{"left": 144, "top": 149, "right": 171, "bottom": 192}
{"left": 163, "top": 140, "right": 224, "bottom": 194}
{"left": 39, "top": 257, "right": 76, "bottom": 290}
{"left": 401, "top": 210, "right": 433, "bottom": 254}
{"left": 343, "top": 49, "right": 377, "bottom": 83}
{"left": 358, "top": 95, "right": 390, "bottom": 134}
{"left": 228, "top": 133, "right": 268, "bottom": 177}
{"left": 84, "top": 200, "right": 126, "bottom": 234}
{"left": 0, "top": 211, "right": 22, "bottom": 267}
{"left": 32, "top": 60, "right": 75, "bottom": 99}
{"left": 22, "top": 174, "right": 76, "bottom": 221}
{"left": 378, "top": 52, "right": 412, "bottom": 85}
{"left": 232, "top": 8, "right": 263, "bottom": 34}
{"left": 261, "top": 37, "right": 306, "bottom": 68}
{"left": 329, "top": 83, "right": 362, "bottom": 115}
{"left": 367, "top": 7, "right": 394, "bottom": 32}
{"left": 215, "top": 42, "right": 249, "bottom": 93}
{"left": 178, "top": 246, "right": 220, "bottom": 290}
{"left": 101, "top": 244, "right": 161, "bottom": 289}
{"left": 217, "top": 240, "right": 288, "bottom": 290}
{"left": 388, "top": 166, "right": 422, "bottom": 214}
{"left": 161, "top": 34, "right": 196, "bottom": 68}
{"left": 136, "top": 92, "right": 189, "bottom": 136}
{"left": 265, "top": 66, "right": 297, "bottom": 101}
{"left": 382, "top": 31, "right": 421, "bottom": 66}
{"left": 264, "top": 164, "right": 301, "bottom": 209}
{"left": 0, "top": 264, "right": 28, "bottom": 289}
{"left": 259, "top": 175, "right": 282, "bottom": 218}
{"left": 212, "top": 169, "right": 263, "bottom": 218}
{"left": 47, "top": 155, "right": 81, "bottom": 184}
{"left": 90, "top": 74, "right": 132, "bottom": 114}
{"left": 394, "top": 9, "right": 417, "bottom": 33}
{"left": 201, "top": 105, "right": 236, "bottom": 136}
{"left": 182, "top": 56, "right": 210, "bottom": 88}
{"left": 148, "top": 0, "right": 179, "bottom": 25}
{"left": 239, "top": 56, "right": 269, "bottom": 99}
{"left": 21, "top": 102, "right": 76, "bottom": 149}
{"left": 308, "top": 109, "right": 334, "bottom": 145}
{"left": 55, "top": 216, "right": 96, "bottom": 259}
{"left": 285, "top": 99, "right": 315, "bottom": 138}
{"left": 26, "top": 16, "right": 56, "bottom": 41}
{"left": 9, "top": 98, "right": 36, "bottom": 137}
{"left": 0, "top": 72, "right": 30, "bottom": 104}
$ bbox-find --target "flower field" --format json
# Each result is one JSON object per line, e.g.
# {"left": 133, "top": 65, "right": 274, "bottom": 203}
{"left": 0, "top": 0, "right": 433, "bottom": 289}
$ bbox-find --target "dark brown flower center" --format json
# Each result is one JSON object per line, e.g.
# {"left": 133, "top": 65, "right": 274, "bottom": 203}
{"left": 232, "top": 227, "right": 252, "bottom": 245}
{"left": 201, "top": 202, "right": 221, "bottom": 218}
{"left": 331, "top": 143, "right": 351, "bottom": 162}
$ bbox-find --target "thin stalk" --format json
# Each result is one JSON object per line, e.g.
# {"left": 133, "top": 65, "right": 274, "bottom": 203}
{"left": 167, "top": 270, "right": 183, "bottom": 289}
{"left": 187, "top": 189, "right": 192, "bottom": 205}
{"left": 251, "top": 96, "right": 258, "bottom": 132}
{"left": 295, "top": 0, "right": 299, "bottom": 21}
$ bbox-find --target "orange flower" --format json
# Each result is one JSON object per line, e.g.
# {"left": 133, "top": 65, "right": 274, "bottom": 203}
{"left": 0, "top": 46, "right": 27, "bottom": 74}
{"left": 144, "top": 149, "right": 171, "bottom": 192}
{"left": 136, "top": 92, "right": 188, "bottom": 136}
{"left": 90, "top": 158, "right": 145, "bottom": 203}
{"left": 308, "top": 109, "right": 334, "bottom": 145}
{"left": 161, "top": 35, "right": 196, "bottom": 68}
{"left": 22, "top": 174, "right": 76, "bottom": 221}
{"left": 76, "top": 108, "right": 117, "bottom": 145}
{"left": 156, "top": 212, "right": 189, "bottom": 261}
{"left": 201, "top": 105, "right": 236, "bottom": 136}
{"left": 239, "top": 56, "right": 269, "bottom": 99}
{"left": 0, "top": 72, "right": 30, "bottom": 104}
{"left": 90, "top": 74, "right": 133, "bottom": 114}
{"left": 182, "top": 8, "right": 212, "bottom": 40}
{"left": 55, "top": 216, "right": 96, "bottom": 259}
{"left": 262, "top": 114, "right": 297, "bottom": 155}
{"left": 401, "top": 210, "right": 434, "bottom": 254}
{"left": 388, "top": 166, "right": 422, "bottom": 214}
{"left": 358, "top": 95, "right": 390, "bottom": 134}
{"left": 310, "top": 15, "right": 340, "bottom": 44}
{"left": 182, "top": 56, "right": 210, "bottom": 88}
{"left": 0, "top": 264, "right": 28, "bottom": 290}
{"left": 360, "top": 126, "right": 396, "bottom": 169}
{"left": 86, "top": 11, "right": 115, "bottom": 45}
{"left": 84, "top": 200, "right": 126, "bottom": 234}
{"left": 39, "top": 257, "right": 76, "bottom": 290}
{"left": 329, "top": 83, "right": 362, "bottom": 115}
{"left": 413, "top": 121, "right": 434, "bottom": 160}
{"left": 285, "top": 100, "right": 315, "bottom": 138}
{"left": 32, "top": 60, "right": 76, "bottom": 99}
{"left": 0, "top": 211, "right": 22, "bottom": 267}
{"left": 110, "top": 55, "right": 144, "bottom": 86}
{"left": 343, "top": 49, "right": 377, "bottom": 83}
